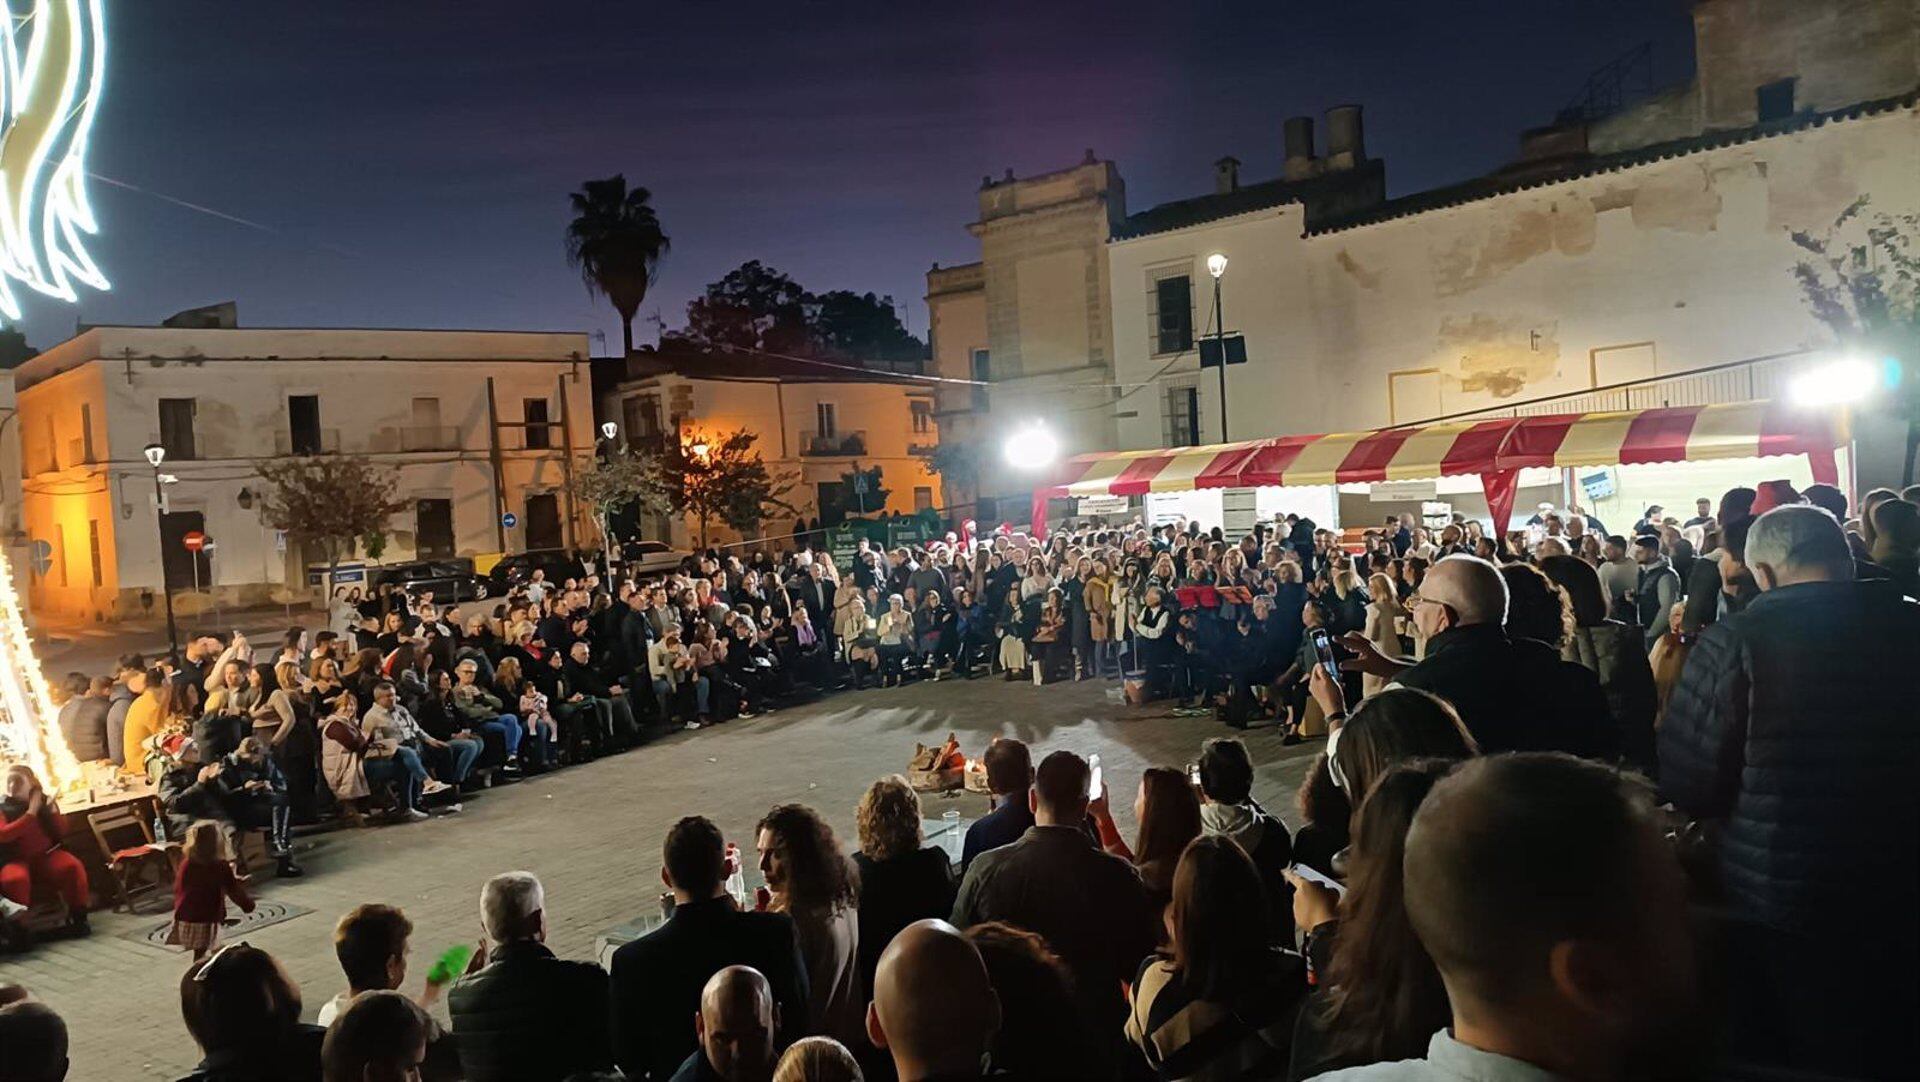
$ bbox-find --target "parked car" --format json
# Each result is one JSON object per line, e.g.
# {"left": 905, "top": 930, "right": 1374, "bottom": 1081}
{"left": 620, "top": 540, "right": 692, "bottom": 575}
{"left": 487, "top": 548, "right": 587, "bottom": 591}
{"left": 369, "top": 559, "right": 490, "bottom": 603}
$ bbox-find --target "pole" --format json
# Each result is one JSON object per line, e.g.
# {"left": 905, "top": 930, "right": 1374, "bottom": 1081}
{"left": 151, "top": 465, "right": 179, "bottom": 660}
{"left": 557, "top": 373, "right": 578, "bottom": 552}
{"left": 486, "top": 377, "right": 507, "bottom": 553}
{"left": 1213, "top": 275, "right": 1228, "bottom": 442}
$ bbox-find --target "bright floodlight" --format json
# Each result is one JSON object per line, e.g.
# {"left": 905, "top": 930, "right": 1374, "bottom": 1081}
{"left": 1790, "top": 356, "right": 1879, "bottom": 407}
{"left": 1004, "top": 422, "right": 1059, "bottom": 469}
{"left": 143, "top": 443, "right": 165, "bottom": 467}
{"left": 1207, "top": 253, "right": 1228, "bottom": 279}
{"left": 599, "top": 421, "right": 618, "bottom": 441}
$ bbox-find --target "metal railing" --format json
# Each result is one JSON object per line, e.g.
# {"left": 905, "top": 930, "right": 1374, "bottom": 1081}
{"left": 801, "top": 430, "right": 867, "bottom": 456}
{"left": 1407, "top": 349, "right": 1817, "bottom": 427}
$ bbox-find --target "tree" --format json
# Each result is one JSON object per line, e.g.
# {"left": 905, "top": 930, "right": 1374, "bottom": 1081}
{"left": 570, "top": 450, "right": 671, "bottom": 554}
{"left": 1791, "top": 196, "right": 1920, "bottom": 482}
{"left": 565, "top": 175, "right": 669, "bottom": 357}
{"left": 925, "top": 440, "right": 983, "bottom": 514}
{"left": 672, "top": 260, "right": 811, "bottom": 354}
{"left": 838, "top": 463, "right": 891, "bottom": 517}
{"left": 661, "top": 429, "right": 795, "bottom": 547}
{"left": 812, "top": 290, "right": 923, "bottom": 366}
{"left": 254, "top": 455, "right": 409, "bottom": 587}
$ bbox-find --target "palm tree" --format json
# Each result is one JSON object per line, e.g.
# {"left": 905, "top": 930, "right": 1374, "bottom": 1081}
{"left": 565, "top": 176, "right": 669, "bottom": 357}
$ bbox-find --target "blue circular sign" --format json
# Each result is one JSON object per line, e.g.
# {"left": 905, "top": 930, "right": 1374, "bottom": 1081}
{"left": 501, "top": 512, "right": 518, "bottom": 529}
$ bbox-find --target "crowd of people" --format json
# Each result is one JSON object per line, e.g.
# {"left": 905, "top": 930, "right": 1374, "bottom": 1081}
{"left": 4, "top": 475, "right": 1917, "bottom": 1081}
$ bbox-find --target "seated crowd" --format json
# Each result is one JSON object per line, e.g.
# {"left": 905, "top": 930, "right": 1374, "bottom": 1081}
{"left": 5, "top": 479, "right": 1917, "bottom": 1081}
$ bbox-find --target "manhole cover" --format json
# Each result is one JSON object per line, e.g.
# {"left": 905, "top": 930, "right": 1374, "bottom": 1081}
{"left": 122, "top": 899, "right": 315, "bottom": 950}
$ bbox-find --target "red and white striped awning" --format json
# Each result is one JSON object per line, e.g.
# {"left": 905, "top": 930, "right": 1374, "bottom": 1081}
{"left": 1040, "top": 401, "right": 1846, "bottom": 497}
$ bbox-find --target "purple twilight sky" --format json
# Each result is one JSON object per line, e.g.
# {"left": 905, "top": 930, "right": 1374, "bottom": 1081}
{"left": 17, "top": 0, "right": 1695, "bottom": 354}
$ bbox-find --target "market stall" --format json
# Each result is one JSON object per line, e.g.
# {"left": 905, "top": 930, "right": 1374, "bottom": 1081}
{"left": 1032, "top": 400, "right": 1848, "bottom": 538}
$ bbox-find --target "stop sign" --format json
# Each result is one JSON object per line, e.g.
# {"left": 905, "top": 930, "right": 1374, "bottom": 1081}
{"left": 182, "top": 530, "right": 206, "bottom": 553}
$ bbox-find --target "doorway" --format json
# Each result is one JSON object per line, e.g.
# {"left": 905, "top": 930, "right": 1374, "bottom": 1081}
{"left": 415, "top": 499, "right": 454, "bottom": 559}
{"left": 159, "top": 510, "right": 211, "bottom": 592}
{"left": 525, "top": 493, "right": 562, "bottom": 551}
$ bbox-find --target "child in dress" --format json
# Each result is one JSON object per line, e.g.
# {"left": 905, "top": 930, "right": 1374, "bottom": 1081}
{"left": 167, "top": 819, "right": 254, "bottom": 960}
{"left": 517, "top": 682, "right": 558, "bottom": 763}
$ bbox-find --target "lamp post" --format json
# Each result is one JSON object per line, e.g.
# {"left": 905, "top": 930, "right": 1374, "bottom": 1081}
{"left": 595, "top": 421, "right": 619, "bottom": 579}
{"left": 1207, "top": 252, "right": 1229, "bottom": 442}
{"left": 144, "top": 443, "right": 180, "bottom": 661}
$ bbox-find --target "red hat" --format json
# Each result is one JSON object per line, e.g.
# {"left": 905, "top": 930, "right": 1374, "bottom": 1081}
{"left": 1751, "top": 480, "right": 1803, "bottom": 516}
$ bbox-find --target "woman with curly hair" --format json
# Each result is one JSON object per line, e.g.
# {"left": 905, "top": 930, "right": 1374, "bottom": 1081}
{"left": 757, "top": 803, "right": 864, "bottom": 1048}
{"left": 850, "top": 776, "right": 956, "bottom": 1002}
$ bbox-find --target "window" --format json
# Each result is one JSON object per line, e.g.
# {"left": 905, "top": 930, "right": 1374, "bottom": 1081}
{"left": 1165, "top": 385, "right": 1200, "bottom": 447}
{"left": 524, "top": 493, "right": 563, "bottom": 550}
{"left": 914, "top": 486, "right": 934, "bottom": 512}
{"left": 288, "top": 394, "right": 322, "bottom": 455}
{"left": 87, "top": 519, "right": 102, "bottom": 587}
{"left": 159, "top": 398, "right": 197, "bottom": 460}
{"left": 815, "top": 402, "right": 838, "bottom": 439}
{"left": 522, "top": 399, "right": 552, "bottom": 450}
{"left": 1154, "top": 275, "right": 1194, "bottom": 355}
{"left": 1757, "top": 77, "right": 1796, "bottom": 122}
{"left": 910, "top": 400, "right": 932, "bottom": 434}
{"left": 53, "top": 524, "right": 66, "bottom": 586}
{"left": 970, "top": 349, "right": 991, "bottom": 411}
{"left": 79, "top": 403, "right": 94, "bottom": 463}
{"left": 40, "top": 415, "right": 55, "bottom": 473}
{"left": 623, "top": 394, "right": 661, "bottom": 440}
{"left": 415, "top": 498, "right": 455, "bottom": 559}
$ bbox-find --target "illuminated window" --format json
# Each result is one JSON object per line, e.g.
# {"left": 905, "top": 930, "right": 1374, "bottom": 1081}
{"left": 910, "top": 400, "right": 932, "bottom": 434}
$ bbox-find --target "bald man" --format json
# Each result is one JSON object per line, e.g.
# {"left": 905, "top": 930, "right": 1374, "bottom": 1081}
{"left": 868, "top": 920, "right": 1001, "bottom": 1082}
{"left": 672, "top": 966, "right": 779, "bottom": 1082}
{"left": 1340, "top": 554, "right": 1613, "bottom": 758}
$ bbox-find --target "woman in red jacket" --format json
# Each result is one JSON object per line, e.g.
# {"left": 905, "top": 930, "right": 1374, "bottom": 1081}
{"left": 0, "top": 764, "right": 90, "bottom": 933}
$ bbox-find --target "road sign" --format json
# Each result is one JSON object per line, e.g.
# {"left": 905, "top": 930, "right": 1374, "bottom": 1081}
{"left": 182, "top": 531, "right": 206, "bottom": 553}
{"left": 27, "top": 539, "right": 51, "bottom": 576}
{"left": 501, "top": 512, "right": 518, "bottom": 529}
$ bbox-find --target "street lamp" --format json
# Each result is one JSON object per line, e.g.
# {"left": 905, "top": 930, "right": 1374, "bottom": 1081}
{"left": 594, "top": 422, "right": 620, "bottom": 578}
{"left": 690, "top": 440, "right": 711, "bottom": 463}
{"left": 1207, "top": 253, "right": 1229, "bottom": 442}
{"left": 143, "top": 443, "right": 180, "bottom": 661}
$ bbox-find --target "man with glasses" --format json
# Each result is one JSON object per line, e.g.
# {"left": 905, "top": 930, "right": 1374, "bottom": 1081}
{"left": 1341, "top": 554, "right": 1614, "bottom": 758}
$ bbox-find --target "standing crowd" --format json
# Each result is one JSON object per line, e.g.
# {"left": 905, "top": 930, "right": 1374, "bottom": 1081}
{"left": 4, "top": 477, "right": 1917, "bottom": 1081}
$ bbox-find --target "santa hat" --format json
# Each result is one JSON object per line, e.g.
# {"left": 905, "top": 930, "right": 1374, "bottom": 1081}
{"left": 1751, "top": 480, "right": 1804, "bottom": 517}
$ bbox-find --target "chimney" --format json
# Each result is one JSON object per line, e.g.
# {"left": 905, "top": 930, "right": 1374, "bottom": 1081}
{"left": 1282, "top": 115, "right": 1319, "bottom": 181}
{"left": 1324, "top": 104, "right": 1365, "bottom": 171}
{"left": 1213, "top": 155, "right": 1241, "bottom": 194}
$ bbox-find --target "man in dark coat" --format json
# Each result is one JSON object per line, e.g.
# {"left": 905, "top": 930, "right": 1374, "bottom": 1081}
{"left": 1661, "top": 505, "right": 1920, "bottom": 1080}
{"left": 611, "top": 816, "right": 808, "bottom": 1082}
{"left": 959, "top": 737, "right": 1034, "bottom": 871}
{"left": 1342, "top": 554, "right": 1615, "bottom": 759}
{"left": 951, "top": 750, "right": 1157, "bottom": 1059}
{"left": 449, "top": 871, "right": 612, "bottom": 1082}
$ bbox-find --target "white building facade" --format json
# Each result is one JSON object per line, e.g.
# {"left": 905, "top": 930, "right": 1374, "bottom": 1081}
{"left": 14, "top": 327, "right": 595, "bottom": 621}
{"left": 1101, "top": 0, "right": 1920, "bottom": 527}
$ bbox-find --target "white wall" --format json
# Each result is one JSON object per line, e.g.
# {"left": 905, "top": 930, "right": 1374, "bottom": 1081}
{"left": 1107, "top": 105, "right": 1920, "bottom": 487}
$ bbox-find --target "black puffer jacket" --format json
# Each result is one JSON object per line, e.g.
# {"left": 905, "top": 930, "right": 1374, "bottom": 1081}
{"left": 1660, "top": 580, "right": 1920, "bottom": 932}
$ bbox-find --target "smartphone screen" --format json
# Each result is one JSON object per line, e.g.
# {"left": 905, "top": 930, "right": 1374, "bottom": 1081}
{"left": 1310, "top": 629, "right": 1341, "bottom": 682}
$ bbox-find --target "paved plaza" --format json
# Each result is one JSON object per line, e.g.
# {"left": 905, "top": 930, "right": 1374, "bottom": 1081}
{"left": 5, "top": 672, "right": 1320, "bottom": 1080}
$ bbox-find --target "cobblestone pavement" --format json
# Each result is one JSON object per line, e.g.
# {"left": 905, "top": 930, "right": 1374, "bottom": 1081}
{"left": 6, "top": 674, "right": 1321, "bottom": 1079}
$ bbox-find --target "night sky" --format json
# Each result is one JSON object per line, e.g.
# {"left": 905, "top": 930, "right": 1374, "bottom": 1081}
{"left": 22, "top": 0, "right": 1695, "bottom": 354}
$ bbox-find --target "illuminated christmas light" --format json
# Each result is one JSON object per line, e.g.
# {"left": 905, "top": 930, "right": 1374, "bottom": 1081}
{"left": 0, "top": 0, "right": 105, "bottom": 789}
{"left": 0, "top": 0, "right": 110, "bottom": 322}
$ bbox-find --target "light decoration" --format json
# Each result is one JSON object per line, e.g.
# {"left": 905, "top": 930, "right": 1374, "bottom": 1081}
{"left": 0, "top": 0, "right": 106, "bottom": 791}
{"left": 0, "top": 0, "right": 110, "bottom": 323}
{"left": 0, "top": 536, "right": 80, "bottom": 791}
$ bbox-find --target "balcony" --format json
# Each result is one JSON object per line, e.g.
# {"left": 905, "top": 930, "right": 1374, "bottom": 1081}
{"left": 274, "top": 428, "right": 341, "bottom": 455}
{"left": 909, "top": 441, "right": 938, "bottom": 457}
{"left": 399, "top": 425, "right": 462, "bottom": 452}
{"left": 801, "top": 430, "right": 866, "bottom": 457}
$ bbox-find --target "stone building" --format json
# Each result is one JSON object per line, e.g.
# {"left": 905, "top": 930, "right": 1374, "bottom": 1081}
{"left": 597, "top": 347, "right": 941, "bottom": 547}
{"left": 15, "top": 324, "right": 594, "bottom": 621}
{"left": 1087, "top": 0, "right": 1920, "bottom": 526}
